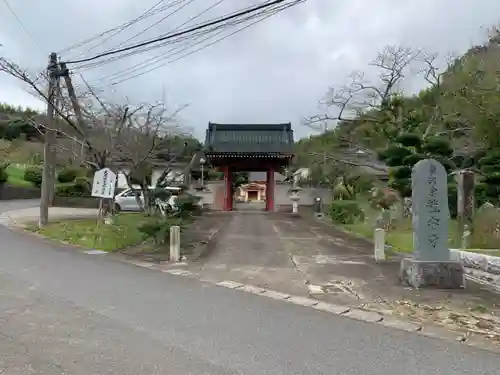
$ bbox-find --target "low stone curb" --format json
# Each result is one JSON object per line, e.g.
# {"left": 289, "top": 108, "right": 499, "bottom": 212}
{"left": 161, "top": 271, "right": 500, "bottom": 352}
{"left": 450, "top": 249, "right": 500, "bottom": 290}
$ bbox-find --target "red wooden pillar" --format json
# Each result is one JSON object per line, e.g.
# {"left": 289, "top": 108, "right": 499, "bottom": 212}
{"left": 265, "top": 166, "right": 275, "bottom": 212}
{"left": 223, "top": 166, "right": 233, "bottom": 211}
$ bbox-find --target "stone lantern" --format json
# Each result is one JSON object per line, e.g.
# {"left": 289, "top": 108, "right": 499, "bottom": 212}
{"left": 288, "top": 186, "right": 302, "bottom": 214}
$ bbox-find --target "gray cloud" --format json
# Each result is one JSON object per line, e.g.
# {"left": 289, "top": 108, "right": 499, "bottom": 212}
{"left": 1, "top": 0, "right": 500, "bottom": 139}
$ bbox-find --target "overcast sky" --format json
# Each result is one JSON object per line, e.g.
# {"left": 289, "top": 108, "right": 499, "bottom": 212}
{"left": 1, "top": 0, "right": 500, "bottom": 140}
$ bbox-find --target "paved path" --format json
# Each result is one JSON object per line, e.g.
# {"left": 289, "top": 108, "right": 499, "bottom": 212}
{"left": 1, "top": 204, "right": 97, "bottom": 225}
{"left": 0, "top": 199, "right": 40, "bottom": 214}
{"left": 190, "top": 212, "right": 399, "bottom": 305}
{"left": 190, "top": 211, "right": 309, "bottom": 296}
{"left": 1, "top": 205, "right": 500, "bottom": 373}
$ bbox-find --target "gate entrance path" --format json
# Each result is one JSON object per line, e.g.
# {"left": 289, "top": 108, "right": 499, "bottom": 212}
{"left": 188, "top": 211, "right": 391, "bottom": 304}
{"left": 191, "top": 211, "right": 308, "bottom": 296}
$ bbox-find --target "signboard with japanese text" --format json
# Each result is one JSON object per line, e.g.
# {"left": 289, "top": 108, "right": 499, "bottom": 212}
{"left": 91, "top": 168, "right": 117, "bottom": 199}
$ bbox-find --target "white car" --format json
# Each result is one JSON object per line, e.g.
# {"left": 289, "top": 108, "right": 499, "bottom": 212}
{"left": 114, "top": 187, "right": 180, "bottom": 212}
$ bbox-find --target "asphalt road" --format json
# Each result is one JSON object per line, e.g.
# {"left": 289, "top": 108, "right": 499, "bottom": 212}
{"left": 1, "top": 201, "right": 500, "bottom": 374}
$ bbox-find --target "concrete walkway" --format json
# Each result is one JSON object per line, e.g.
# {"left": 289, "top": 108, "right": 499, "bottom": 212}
{"left": 189, "top": 211, "right": 395, "bottom": 305}
{"left": 190, "top": 211, "right": 309, "bottom": 296}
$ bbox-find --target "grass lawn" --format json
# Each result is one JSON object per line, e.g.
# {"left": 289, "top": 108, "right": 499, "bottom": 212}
{"left": 29, "top": 213, "right": 156, "bottom": 251}
{"left": 341, "top": 219, "right": 500, "bottom": 254}
{"left": 5, "top": 164, "right": 32, "bottom": 187}
{"left": 340, "top": 216, "right": 465, "bottom": 254}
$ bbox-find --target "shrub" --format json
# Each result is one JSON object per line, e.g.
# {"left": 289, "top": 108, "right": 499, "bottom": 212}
{"left": 176, "top": 193, "right": 201, "bottom": 217}
{"left": 56, "top": 177, "right": 92, "bottom": 197}
{"left": 57, "top": 167, "right": 79, "bottom": 183}
{"left": 75, "top": 177, "right": 91, "bottom": 194}
{"left": 138, "top": 217, "right": 184, "bottom": 244}
{"left": 4, "top": 122, "right": 23, "bottom": 140}
{"left": 370, "top": 187, "right": 400, "bottom": 210}
{"left": 328, "top": 200, "right": 365, "bottom": 225}
{"left": 148, "top": 187, "right": 172, "bottom": 202}
{"left": 0, "top": 121, "right": 8, "bottom": 139}
{"left": 24, "top": 166, "right": 43, "bottom": 187}
{"left": 0, "top": 163, "right": 8, "bottom": 184}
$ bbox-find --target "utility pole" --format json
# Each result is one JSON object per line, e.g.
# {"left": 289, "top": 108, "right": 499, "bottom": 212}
{"left": 39, "top": 52, "right": 59, "bottom": 227}
{"left": 48, "top": 76, "right": 63, "bottom": 204}
{"left": 60, "top": 62, "right": 88, "bottom": 163}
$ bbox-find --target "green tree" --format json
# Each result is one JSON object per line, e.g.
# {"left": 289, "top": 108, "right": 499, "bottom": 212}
{"left": 378, "top": 133, "right": 454, "bottom": 198}
{"left": 477, "top": 150, "right": 500, "bottom": 206}
{"left": 232, "top": 172, "right": 248, "bottom": 190}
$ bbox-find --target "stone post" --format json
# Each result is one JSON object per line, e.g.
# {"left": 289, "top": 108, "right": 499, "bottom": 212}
{"left": 374, "top": 228, "right": 386, "bottom": 261}
{"left": 170, "top": 225, "right": 181, "bottom": 262}
{"left": 314, "top": 197, "right": 323, "bottom": 218}
{"left": 399, "top": 159, "right": 465, "bottom": 289}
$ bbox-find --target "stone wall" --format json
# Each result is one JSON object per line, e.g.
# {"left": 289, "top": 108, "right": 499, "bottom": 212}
{"left": 0, "top": 184, "right": 40, "bottom": 200}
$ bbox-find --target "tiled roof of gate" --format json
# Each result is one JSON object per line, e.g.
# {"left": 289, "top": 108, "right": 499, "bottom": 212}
{"left": 204, "top": 122, "right": 294, "bottom": 154}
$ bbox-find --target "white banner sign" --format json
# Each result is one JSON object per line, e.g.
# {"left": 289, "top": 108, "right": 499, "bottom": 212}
{"left": 91, "top": 168, "right": 117, "bottom": 199}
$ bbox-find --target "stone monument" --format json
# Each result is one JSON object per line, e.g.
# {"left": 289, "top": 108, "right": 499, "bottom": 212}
{"left": 399, "top": 159, "right": 465, "bottom": 289}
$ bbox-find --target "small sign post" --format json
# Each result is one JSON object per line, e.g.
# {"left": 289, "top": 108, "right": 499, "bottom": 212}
{"left": 92, "top": 168, "right": 117, "bottom": 199}
{"left": 91, "top": 168, "right": 117, "bottom": 233}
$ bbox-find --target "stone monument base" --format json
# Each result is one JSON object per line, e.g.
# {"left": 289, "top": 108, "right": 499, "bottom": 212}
{"left": 399, "top": 258, "right": 465, "bottom": 289}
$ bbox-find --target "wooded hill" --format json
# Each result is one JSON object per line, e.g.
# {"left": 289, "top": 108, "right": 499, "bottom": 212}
{"left": 294, "top": 28, "right": 500, "bottom": 207}
{"left": 296, "top": 29, "right": 500, "bottom": 165}
{"left": 0, "top": 102, "right": 202, "bottom": 166}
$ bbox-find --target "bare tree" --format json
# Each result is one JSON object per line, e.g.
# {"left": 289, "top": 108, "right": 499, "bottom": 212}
{"left": 416, "top": 51, "right": 474, "bottom": 139}
{"left": 295, "top": 46, "right": 423, "bottom": 186}
{"left": 305, "top": 45, "right": 419, "bottom": 132}
{"left": 0, "top": 58, "right": 192, "bottom": 213}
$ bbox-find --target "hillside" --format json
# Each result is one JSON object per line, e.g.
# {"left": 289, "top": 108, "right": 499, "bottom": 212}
{"left": 295, "top": 30, "right": 500, "bottom": 172}
{"left": 0, "top": 102, "right": 202, "bottom": 166}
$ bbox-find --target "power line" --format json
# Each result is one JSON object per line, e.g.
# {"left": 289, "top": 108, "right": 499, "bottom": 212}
{"left": 2, "top": 0, "right": 42, "bottom": 51}
{"left": 105, "top": 0, "right": 198, "bottom": 52}
{"left": 69, "top": 1, "right": 282, "bottom": 73}
{"left": 84, "top": 0, "right": 168, "bottom": 54}
{"left": 94, "top": 31, "right": 221, "bottom": 79}
{"left": 69, "top": 1, "right": 278, "bottom": 72}
{"left": 109, "top": 1, "right": 303, "bottom": 86}
{"left": 63, "top": 0, "right": 288, "bottom": 65}
{"left": 66, "top": 2, "right": 270, "bottom": 71}
{"left": 71, "top": 0, "right": 230, "bottom": 73}
{"left": 100, "top": 2, "right": 290, "bottom": 82}
{"left": 57, "top": 0, "right": 183, "bottom": 54}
